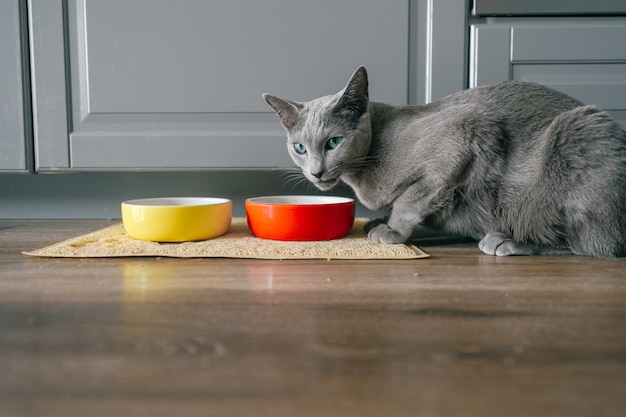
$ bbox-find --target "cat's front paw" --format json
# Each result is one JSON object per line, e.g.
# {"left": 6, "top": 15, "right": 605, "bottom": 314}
{"left": 367, "top": 222, "right": 407, "bottom": 244}
{"left": 478, "top": 232, "right": 535, "bottom": 256}
{"left": 364, "top": 218, "right": 386, "bottom": 234}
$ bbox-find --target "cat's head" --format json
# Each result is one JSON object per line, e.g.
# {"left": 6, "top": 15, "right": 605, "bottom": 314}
{"left": 263, "top": 66, "right": 372, "bottom": 191}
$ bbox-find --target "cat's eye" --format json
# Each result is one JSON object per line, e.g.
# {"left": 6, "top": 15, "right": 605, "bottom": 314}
{"left": 326, "top": 136, "right": 343, "bottom": 150}
{"left": 293, "top": 143, "right": 307, "bottom": 154}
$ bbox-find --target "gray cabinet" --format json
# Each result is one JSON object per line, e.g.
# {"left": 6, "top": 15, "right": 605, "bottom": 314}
{"left": 470, "top": 19, "right": 626, "bottom": 129}
{"left": 1, "top": 0, "right": 29, "bottom": 172}
{"left": 29, "top": 0, "right": 412, "bottom": 171}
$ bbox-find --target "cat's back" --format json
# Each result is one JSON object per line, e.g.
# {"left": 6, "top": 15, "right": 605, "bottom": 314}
{"left": 414, "top": 81, "right": 587, "bottom": 141}
{"left": 375, "top": 81, "right": 585, "bottom": 134}
{"left": 438, "top": 81, "right": 583, "bottom": 110}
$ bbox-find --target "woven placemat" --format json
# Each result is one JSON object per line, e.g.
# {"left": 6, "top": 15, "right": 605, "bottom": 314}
{"left": 23, "top": 218, "right": 429, "bottom": 260}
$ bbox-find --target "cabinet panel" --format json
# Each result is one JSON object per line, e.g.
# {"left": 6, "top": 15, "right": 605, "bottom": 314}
{"left": 30, "top": 0, "right": 409, "bottom": 171}
{"left": 0, "top": 0, "right": 28, "bottom": 172}
{"left": 29, "top": 0, "right": 70, "bottom": 170}
{"left": 473, "top": 0, "right": 626, "bottom": 16}
{"left": 81, "top": 0, "right": 408, "bottom": 114}
{"left": 470, "top": 21, "right": 626, "bottom": 130}
{"left": 511, "top": 24, "right": 626, "bottom": 62}
{"left": 469, "top": 25, "right": 511, "bottom": 87}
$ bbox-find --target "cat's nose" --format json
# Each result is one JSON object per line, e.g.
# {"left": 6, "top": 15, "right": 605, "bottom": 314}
{"left": 310, "top": 170, "right": 324, "bottom": 179}
{"left": 310, "top": 159, "right": 325, "bottom": 179}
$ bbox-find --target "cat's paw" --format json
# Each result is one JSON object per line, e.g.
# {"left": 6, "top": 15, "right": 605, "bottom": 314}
{"left": 364, "top": 218, "right": 386, "bottom": 234}
{"left": 367, "top": 222, "right": 407, "bottom": 244}
{"left": 479, "top": 232, "right": 535, "bottom": 256}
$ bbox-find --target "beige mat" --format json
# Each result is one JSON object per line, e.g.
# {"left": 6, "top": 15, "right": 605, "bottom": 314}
{"left": 23, "top": 218, "right": 429, "bottom": 260}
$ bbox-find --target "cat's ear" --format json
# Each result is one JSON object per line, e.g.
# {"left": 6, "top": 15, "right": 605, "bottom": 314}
{"left": 263, "top": 94, "right": 302, "bottom": 129}
{"left": 336, "top": 66, "right": 369, "bottom": 116}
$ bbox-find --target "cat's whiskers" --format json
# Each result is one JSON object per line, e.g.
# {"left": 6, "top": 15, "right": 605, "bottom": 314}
{"left": 276, "top": 167, "right": 317, "bottom": 191}
{"left": 339, "top": 156, "right": 375, "bottom": 174}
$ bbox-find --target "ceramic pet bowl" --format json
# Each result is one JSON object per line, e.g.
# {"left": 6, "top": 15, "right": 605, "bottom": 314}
{"left": 121, "top": 197, "right": 232, "bottom": 242}
{"left": 245, "top": 195, "right": 355, "bottom": 241}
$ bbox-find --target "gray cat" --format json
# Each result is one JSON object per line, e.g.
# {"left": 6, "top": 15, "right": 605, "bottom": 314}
{"left": 263, "top": 67, "right": 626, "bottom": 257}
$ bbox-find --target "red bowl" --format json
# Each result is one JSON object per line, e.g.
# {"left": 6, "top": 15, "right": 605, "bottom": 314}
{"left": 245, "top": 196, "right": 355, "bottom": 241}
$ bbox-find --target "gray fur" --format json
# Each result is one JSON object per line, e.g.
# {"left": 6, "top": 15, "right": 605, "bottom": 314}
{"left": 263, "top": 66, "right": 626, "bottom": 257}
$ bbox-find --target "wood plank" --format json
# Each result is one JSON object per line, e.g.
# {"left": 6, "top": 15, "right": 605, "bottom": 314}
{"left": 1, "top": 221, "right": 625, "bottom": 416}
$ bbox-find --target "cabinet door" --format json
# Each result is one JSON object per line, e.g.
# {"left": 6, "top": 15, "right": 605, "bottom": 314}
{"left": 29, "top": 0, "right": 409, "bottom": 171}
{"left": 470, "top": 20, "right": 626, "bottom": 129}
{"left": 0, "top": 0, "right": 29, "bottom": 172}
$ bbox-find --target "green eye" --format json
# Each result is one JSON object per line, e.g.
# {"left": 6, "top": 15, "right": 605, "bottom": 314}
{"left": 293, "top": 143, "right": 307, "bottom": 154}
{"left": 326, "top": 136, "right": 343, "bottom": 150}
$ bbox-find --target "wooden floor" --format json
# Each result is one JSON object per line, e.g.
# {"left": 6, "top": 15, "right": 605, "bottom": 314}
{"left": 1, "top": 221, "right": 625, "bottom": 417}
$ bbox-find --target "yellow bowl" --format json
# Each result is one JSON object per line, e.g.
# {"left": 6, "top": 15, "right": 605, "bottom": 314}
{"left": 121, "top": 197, "right": 232, "bottom": 242}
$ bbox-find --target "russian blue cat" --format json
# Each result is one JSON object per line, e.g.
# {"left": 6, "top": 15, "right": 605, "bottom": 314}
{"left": 264, "top": 67, "right": 626, "bottom": 257}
